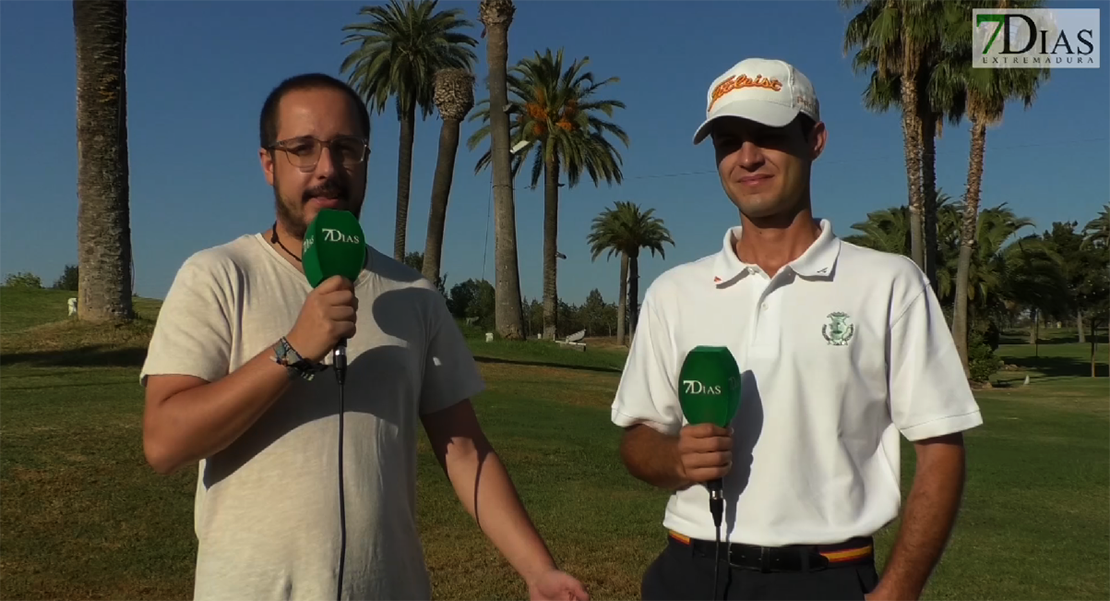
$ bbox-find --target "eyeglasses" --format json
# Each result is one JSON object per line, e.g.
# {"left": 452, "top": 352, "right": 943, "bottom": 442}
{"left": 268, "top": 135, "right": 370, "bottom": 171}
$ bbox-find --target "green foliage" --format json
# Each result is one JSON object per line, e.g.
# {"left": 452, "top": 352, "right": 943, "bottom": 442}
{"left": 587, "top": 201, "right": 673, "bottom": 262}
{"left": 52, "top": 264, "right": 79, "bottom": 291}
{"left": 467, "top": 47, "right": 629, "bottom": 187}
{"left": 968, "top": 328, "right": 1002, "bottom": 383}
{"left": 450, "top": 284, "right": 624, "bottom": 340}
{"left": 448, "top": 278, "right": 495, "bottom": 331}
{"left": 340, "top": 0, "right": 478, "bottom": 120}
{"left": 403, "top": 251, "right": 447, "bottom": 296}
{"left": 4, "top": 272, "right": 42, "bottom": 289}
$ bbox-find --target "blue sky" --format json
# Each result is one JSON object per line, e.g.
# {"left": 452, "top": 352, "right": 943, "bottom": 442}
{"left": 2, "top": 0, "right": 1107, "bottom": 305}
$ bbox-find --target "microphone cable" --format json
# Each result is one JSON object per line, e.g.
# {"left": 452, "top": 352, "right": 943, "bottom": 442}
{"left": 334, "top": 340, "right": 348, "bottom": 601}
{"left": 708, "top": 479, "right": 725, "bottom": 600}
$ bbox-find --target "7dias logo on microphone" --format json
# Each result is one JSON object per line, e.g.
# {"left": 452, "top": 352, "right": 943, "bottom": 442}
{"left": 681, "top": 375, "right": 739, "bottom": 395}
{"left": 322, "top": 228, "right": 361, "bottom": 244}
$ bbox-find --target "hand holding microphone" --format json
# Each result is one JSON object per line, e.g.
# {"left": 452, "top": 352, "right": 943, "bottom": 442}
{"left": 299, "top": 208, "right": 367, "bottom": 384}
{"left": 294, "top": 208, "right": 367, "bottom": 601}
{"left": 676, "top": 423, "right": 733, "bottom": 485}
{"left": 285, "top": 276, "right": 358, "bottom": 364}
{"left": 677, "top": 345, "right": 741, "bottom": 601}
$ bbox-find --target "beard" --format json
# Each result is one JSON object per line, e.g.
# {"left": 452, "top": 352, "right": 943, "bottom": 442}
{"left": 273, "top": 177, "right": 353, "bottom": 240}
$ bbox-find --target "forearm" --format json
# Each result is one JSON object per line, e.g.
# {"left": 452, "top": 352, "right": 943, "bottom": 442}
{"left": 143, "top": 343, "right": 292, "bottom": 474}
{"left": 877, "top": 437, "right": 967, "bottom": 599}
{"left": 442, "top": 435, "right": 557, "bottom": 586}
{"left": 620, "top": 424, "right": 689, "bottom": 490}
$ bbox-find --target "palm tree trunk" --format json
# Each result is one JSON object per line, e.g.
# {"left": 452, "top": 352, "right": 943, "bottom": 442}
{"left": 394, "top": 102, "right": 416, "bottom": 261}
{"left": 1091, "top": 337, "right": 1098, "bottom": 377}
{"left": 900, "top": 42, "right": 925, "bottom": 274}
{"left": 921, "top": 111, "right": 939, "bottom": 292}
{"left": 616, "top": 253, "right": 628, "bottom": 346}
{"left": 954, "top": 117, "right": 987, "bottom": 377}
{"left": 422, "top": 117, "right": 461, "bottom": 284}
{"left": 542, "top": 155, "right": 559, "bottom": 340}
{"left": 481, "top": 0, "right": 525, "bottom": 340}
{"left": 628, "top": 253, "right": 640, "bottom": 342}
{"left": 896, "top": 102, "right": 923, "bottom": 273}
{"left": 1028, "top": 308, "right": 1038, "bottom": 345}
{"left": 74, "top": 0, "right": 133, "bottom": 323}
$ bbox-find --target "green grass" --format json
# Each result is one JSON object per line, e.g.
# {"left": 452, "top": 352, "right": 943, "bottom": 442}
{"left": 1, "top": 288, "right": 1107, "bottom": 600}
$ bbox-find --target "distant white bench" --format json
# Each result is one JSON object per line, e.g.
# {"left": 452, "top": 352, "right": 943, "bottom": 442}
{"left": 555, "top": 329, "right": 587, "bottom": 352}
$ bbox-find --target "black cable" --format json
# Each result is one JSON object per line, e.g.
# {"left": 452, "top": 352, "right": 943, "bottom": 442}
{"left": 334, "top": 341, "right": 348, "bottom": 601}
{"left": 709, "top": 478, "right": 724, "bottom": 601}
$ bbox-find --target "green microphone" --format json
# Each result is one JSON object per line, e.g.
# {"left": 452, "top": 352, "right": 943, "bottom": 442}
{"left": 678, "top": 345, "right": 740, "bottom": 600}
{"left": 301, "top": 208, "right": 366, "bottom": 601}
{"left": 302, "top": 208, "right": 366, "bottom": 384}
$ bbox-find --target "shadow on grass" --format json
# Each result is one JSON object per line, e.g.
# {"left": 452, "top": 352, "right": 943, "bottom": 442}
{"left": 473, "top": 354, "right": 621, "bottom": 374}
{"left": 999, "top": 333, "right": 1109, "bottom": 345}
{"left": 0, "top": 345, "right": 147, "bottom": 369}
{"left": 1005, "top": 355, "right": 1109, "bottom": 379}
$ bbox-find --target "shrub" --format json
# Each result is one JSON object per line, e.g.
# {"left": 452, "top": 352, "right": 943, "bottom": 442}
{"left": 4, "top": 272, "right": 42, "bottom": 289}
{"left": 968, "top": 321, "right": 1003, "bottom": 383}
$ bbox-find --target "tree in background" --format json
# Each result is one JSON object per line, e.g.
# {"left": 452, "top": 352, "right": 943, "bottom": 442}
{"left": 402, "top": 251, "right": 447, "bottom": 297}
{"left": 469, "top": 48, "right": 629, "bottom": 340}
{"left": 841, "top": 0, "right": 949, "bottom": 280}
{"left": 422, "top": 68, "right": 476, "bottom": 285}
{"left": 946, "top": 0, "right": 1050, "bottom": 376}
{"left": 587, "top": 200, "right": 673, "bottom": 346}
{"left": 53, "top": 265, "right": 80, "bottom": 291}
{"left": 478, "top": 0, "right": 525, "bottom": 340}
{"left": 340, "top": 0, "right": 478, "bottom": 261}
{"left": 4, "top": 273, "right": 43, "bottom": 289}
{"left": 846, "top": 199, "right": 1073, "bottom": 382}
{"left": 73, "top": 0, "right": 134, "bottom": 322}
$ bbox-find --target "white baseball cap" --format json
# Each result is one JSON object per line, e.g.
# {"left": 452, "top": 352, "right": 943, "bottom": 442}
{"left": 692, "top": 58, "right": 820, "bottom": 145}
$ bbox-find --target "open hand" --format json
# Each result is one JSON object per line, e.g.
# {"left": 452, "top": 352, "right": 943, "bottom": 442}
{"left": 527, "top": 569, "right": 589, "bottom": 601}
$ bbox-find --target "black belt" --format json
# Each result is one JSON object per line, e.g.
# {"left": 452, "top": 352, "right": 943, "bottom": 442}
{"left": 668, "top": 530, "right": 875, "bottom": 573}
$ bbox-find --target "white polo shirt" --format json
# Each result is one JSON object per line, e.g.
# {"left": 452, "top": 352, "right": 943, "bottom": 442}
{"left": 611, "top": 218, "right": 982, "bottom": 547}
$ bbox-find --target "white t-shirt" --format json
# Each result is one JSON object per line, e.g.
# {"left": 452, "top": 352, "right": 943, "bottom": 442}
{"left": 140, "top": 233, "right": 485, "bottom": 600}
{"left": 611, "top": 219, "right": 982, "bottom": 547}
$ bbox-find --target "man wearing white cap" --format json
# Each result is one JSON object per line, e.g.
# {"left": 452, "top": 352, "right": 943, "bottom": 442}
{"left": 610, "top": 58, "right": 981, "bottom": 600}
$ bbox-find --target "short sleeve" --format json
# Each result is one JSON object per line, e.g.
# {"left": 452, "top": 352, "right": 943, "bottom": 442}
{"left": 418, "top": 289, "right": 485, "bottom": 415}
{"left": 888, "top": 283, "right": 983, "bottom": 441}
{"left": 140, "top": 257, "right": 233, "bottom": 387}
{"left": 610, "top": 287, "right": 683, "bottom": 436}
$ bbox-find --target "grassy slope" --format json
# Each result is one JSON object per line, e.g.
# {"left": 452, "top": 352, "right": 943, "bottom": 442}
{"left": 0, "top": 287, "right": 1107, "bottom": 600}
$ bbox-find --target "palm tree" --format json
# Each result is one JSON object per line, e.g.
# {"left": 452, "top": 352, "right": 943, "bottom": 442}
{"left": 422, "top": 68, "right": 475, "bottom": 286}
{"left": 844, "top": 206, "right": 914, "bottom": 256}
{"left": 468, "top": 48, "right": 630, "bottom": 340}
{"left": 842, "top": 0, "right": 965, "bottom": 292}
{"left": 1001, "top": 236, "right": 1068, "bottom": 346}
{"left": 73, "top": 0, "right": 134, "bottom": 322}
{"left": 842, "top": 0, "right": 946, "bottom": 280}
{"left": 949, "top": 0, "right": 1050, "bottom": 375}
{"left": 587, "top": 201, "right": 673, "bottom": 346}
{"left": 477, "top": 0, "right": 525, "bottom": 340}
{"left": 340, "top": 0, "right": 478, "bottom": 262}
{"left": 1082, "top": 203, "right": 1110, "bottom": 249}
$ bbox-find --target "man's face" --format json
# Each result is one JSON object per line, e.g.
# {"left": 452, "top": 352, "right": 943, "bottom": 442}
{"left": 260, "top": 87, "right": 368, "bottom": 239}
{"left": 711, "top": 116, "right": 826, "bottom": 219}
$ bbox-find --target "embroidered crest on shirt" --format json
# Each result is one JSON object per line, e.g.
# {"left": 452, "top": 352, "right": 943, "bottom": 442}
{"left": 822, "top": 312, "right": 855, "bottom": 346}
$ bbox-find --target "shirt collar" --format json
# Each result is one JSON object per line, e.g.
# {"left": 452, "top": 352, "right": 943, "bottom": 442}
{"left": 711, "top": 218, "right": 841, "bottom": 285}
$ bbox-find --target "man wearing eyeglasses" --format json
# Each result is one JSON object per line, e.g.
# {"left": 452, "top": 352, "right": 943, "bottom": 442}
{"left": 139, "top": 73, "right": 588, "bottom": 601}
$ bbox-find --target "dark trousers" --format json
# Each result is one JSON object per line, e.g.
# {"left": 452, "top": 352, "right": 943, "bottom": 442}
{"left": 642, "top": 536, "right": 880, "bottom": 601}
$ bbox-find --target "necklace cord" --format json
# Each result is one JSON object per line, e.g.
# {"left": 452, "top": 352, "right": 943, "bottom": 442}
{"left": 271, "top": 221, "right": 303, "bottom": 263}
